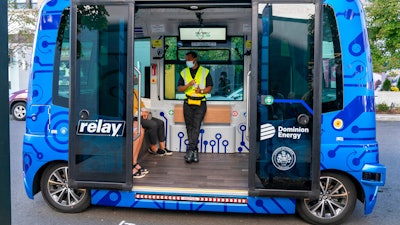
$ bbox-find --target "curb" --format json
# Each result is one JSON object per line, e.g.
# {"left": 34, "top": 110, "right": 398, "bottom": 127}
{"left": 376, "top": 114, "right": 400, "bottom": 121}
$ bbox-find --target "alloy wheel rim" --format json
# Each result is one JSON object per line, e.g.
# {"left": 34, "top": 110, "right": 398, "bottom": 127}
{"left": 14, "top": 105, "right": 26, "bottom": 119}
{"left": 47, "top": 166, "right": 87, "bottom": 207}
{"left": 304, "top": 176, "right": 349, "bottom": 219}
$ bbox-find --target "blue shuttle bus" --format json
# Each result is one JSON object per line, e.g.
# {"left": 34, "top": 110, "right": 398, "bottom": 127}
{"left": 23, "top": 0, "right": 386, "bottom": 224}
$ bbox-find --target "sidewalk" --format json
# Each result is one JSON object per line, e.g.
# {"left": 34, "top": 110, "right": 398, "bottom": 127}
{"left": 376, "top": 114, "right": 400, "bottom": 121}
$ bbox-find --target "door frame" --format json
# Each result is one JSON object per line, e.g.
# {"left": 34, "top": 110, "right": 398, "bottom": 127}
{"left": 248, "top": 0, "right": 322, "bottom": 198}
{"left": 68, "top": 0, "right": 136, "bottom": 190}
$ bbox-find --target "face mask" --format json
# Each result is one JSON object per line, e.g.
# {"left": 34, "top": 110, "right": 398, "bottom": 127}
{"left": 186, "top": 60, "right": 195, "bottom": 68}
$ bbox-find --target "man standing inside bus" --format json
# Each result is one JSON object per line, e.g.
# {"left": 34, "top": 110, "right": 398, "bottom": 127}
{"left": 178, "top": 51, "right": 213, "bottom": 163}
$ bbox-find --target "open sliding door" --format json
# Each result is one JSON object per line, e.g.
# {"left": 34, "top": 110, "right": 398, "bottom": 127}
{"left": 249, "top": 0, "right": 322, "bottom": 198}
{"left": 68, "top": 0, "right": 135, "bottom": 190}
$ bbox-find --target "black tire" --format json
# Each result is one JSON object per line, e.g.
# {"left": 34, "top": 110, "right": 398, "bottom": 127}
{"left": 40, "top": 162, "right": 91, "bottom": 213}
{"left": 11, "top": 102, "right": 26, "bottom": 121}
{"left": 296, "top": 172, "right": 357, "bottom": 225}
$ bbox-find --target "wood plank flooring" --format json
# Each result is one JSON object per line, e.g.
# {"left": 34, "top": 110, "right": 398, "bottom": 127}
{"left": 133, "top": 152, "right": 249, "bottom": 191}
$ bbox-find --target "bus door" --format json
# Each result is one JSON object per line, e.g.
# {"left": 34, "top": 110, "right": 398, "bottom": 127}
{"left": 68, "top": 1, "right": 136, "bottom": 190}
{"left": 249, "top": 0, "right": 322, "bottom": 198}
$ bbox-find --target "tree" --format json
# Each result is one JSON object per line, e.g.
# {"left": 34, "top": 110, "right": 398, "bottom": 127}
{"left": 8, "top": 2, "right": 38, "bottom": 66}
{"left": 366, "top": 0, "right": 400, "bottom": 72}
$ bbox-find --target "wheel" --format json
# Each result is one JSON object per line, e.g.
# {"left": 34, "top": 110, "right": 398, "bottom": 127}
{"left": 296, "top": 172, "right": 357, "bottom": 225}
{"left": 11, "top": 102, "right": 26, "bottom": 121}
{"left": 40, "top": 162, "right": 91, "bottom": 213}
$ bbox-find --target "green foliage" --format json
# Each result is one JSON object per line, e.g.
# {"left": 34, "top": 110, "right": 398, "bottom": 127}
{"left": 366, "top": 0, "right": 400, "bottom": 72}
{"left": 397, "top": 78, "right": 400, "bottom": 90}
{"left": 382, "top": 78, "right": 392, "bottom": 91}
{"left": 165, "top": 37, "right": 177, "bottom": 61}
{"left": 77, "top": 5, "right": 109, "bottom": 31}
{"left": 376, "top": 103, "right": 390, "bottom": 112}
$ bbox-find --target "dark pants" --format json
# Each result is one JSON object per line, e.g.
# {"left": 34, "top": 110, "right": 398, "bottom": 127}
{"left": 183, "top": 101, "right": 207, "bottom": 152}
{"left": 141, "top": 117, "right": 165, "bottom": 145}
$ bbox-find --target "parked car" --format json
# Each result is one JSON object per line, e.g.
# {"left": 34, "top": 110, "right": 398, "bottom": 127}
{"left": 9, "top": 89, "right": 27, "bottom": 121}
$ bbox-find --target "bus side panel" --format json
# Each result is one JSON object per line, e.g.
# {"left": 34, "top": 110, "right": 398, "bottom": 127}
{"left": 90, "top": 190, "right": 295, "bottom": 214}
{"left": 23, "top": 135, "right": 69, "bottom": 198}
{"left": 23, "top": 0, "right": 69, "bottom": 198}
{"left": 321, "top": 0, "right": 385, "bottom": 215}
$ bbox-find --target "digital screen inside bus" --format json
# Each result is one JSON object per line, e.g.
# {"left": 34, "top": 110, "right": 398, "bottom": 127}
{"left": 179, "top": 27, "right": 227, "bottom": 41}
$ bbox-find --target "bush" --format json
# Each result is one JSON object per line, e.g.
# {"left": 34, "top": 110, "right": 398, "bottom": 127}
{"left": 376, "top": 103, "right": 390, "bottom": 112}
{"left": 397, "top": 78, "right": 400, "bottom": 90}
{"left": 382, "top": 79, "right": 392, "bottom": 91}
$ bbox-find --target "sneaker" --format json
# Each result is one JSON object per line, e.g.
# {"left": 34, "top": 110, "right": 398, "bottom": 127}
{"left": 163, "top": 148, "right": 173, "bottom": 156}
{"left": 147, "top": 148, "right": 166, "bottom": 156}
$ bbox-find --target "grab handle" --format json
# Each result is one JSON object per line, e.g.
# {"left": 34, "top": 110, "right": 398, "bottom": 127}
{"left": 133, "top": 66, "right": 142, "bottom": 141}
{"left": 245, "top": 70, "right": 251, "bottom": 140}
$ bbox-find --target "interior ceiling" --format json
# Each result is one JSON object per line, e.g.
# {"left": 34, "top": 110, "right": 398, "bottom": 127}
{"left": 135, "top": 7, "right": 252, "bottom": 24}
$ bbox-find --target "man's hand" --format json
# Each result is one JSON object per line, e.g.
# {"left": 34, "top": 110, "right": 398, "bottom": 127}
{"left": 188, "top": 80, "right": 196, "bottom": 86}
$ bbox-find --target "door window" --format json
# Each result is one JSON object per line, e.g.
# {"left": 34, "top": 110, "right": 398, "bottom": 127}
{"left": 163, "top": 36, "right": 245, "bottom": 101}
{"left": 68, "top": 4, "right": 131, "bottom": 187}
{"left": 256, "top": 3, "right": 316, "bottom": 192}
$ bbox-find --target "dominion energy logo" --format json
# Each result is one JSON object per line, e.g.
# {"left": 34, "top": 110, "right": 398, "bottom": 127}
{"left": 260, "top": 123, "right": 309, "bottom": 140}
{"left": 272, "top": 146, "right": 296, "bottom": 171}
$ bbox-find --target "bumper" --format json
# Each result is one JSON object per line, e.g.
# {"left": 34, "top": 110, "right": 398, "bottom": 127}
{"left": 360, "top": 163, "right": 386, "bottom": 214}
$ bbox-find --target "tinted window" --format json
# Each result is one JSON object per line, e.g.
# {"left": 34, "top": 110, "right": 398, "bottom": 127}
{"left": 321, "top": 6, "right": 343, "bottom": 112}
{"left": 164, "top": 36, "right": 245, "bottom": 101}
{"left": 53, "top": 8, "right": 70, "bottom": 107}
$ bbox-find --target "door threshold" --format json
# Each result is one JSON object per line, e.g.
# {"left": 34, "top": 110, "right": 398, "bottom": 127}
{"left": 132, "top": 185, "right": 248, "bottom": 196}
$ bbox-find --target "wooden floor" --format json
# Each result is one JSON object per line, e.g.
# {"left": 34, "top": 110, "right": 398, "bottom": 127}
{"left": 133, "top": 152, "right": 249, "bottom": 191}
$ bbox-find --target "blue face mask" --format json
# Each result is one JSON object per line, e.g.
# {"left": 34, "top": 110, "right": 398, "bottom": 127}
{"left": 186, "top": 60, "right": 195, "bottom": 68}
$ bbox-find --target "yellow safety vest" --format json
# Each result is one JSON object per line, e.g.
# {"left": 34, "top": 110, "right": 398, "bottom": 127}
{"left": 180, "top": 66, "right": 209, "bottom": 100}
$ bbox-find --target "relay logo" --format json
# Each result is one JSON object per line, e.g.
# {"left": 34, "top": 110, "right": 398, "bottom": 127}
{"left": 76, "top": 119, "right": 125, "bottom": 137}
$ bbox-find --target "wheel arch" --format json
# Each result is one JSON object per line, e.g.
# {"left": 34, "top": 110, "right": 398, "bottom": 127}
{"left": 321, "top": 169, "right": 365, "bottom": 203}
{"left": 32, "top": 160, "right": 68, "bottom": 197}
{"left": 296, "top": 169, "right": 362, "bottom": 224}
{"left": 9, "top": 100, "right": 26, "bottom": 114}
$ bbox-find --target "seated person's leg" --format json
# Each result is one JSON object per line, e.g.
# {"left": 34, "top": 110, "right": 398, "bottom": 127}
{"left": 152, "top": 117, "right": 172, "bottom": 155}
{"left": 132, "top": 121, "right": 147, "bottom": 178}
{"left": 142, "top": 118, "right": 165, "bottom": 155}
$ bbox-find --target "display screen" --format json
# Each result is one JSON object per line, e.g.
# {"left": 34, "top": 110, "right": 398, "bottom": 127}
{"left": 179, "top": 27, "right": 227, "bottom": 41}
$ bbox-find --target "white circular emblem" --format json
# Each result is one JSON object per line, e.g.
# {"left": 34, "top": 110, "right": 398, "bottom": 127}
{"left": 272, "top": 147, "right": 296, "bottom": 171}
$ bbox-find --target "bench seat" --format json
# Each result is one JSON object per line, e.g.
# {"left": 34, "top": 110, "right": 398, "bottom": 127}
{"left": 173, "top": 104, "right": 231, "bottom": 125}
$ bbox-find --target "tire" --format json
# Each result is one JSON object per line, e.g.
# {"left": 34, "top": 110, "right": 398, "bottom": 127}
{"left": 11, "top": 102, "right": 26, "bottom": 121}
{"left": 40, "top": 162, "right": 91, "bottom": 213}
{"left": 296, "top": 172, "right": 357, "bottom": 225}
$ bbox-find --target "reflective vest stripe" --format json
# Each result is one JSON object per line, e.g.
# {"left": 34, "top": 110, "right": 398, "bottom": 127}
{"left": 181, "top": 66, "right": 209, "bottom": 98}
